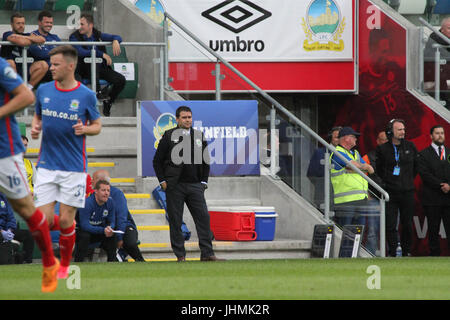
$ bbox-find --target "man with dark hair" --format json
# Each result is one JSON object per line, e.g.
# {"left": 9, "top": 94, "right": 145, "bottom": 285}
{"left": 1, "top": 12, "right": 47, "bottom": 90}
{"left": 153, "top": 106, "right": 222, "bottom": 262}
{"left": 28, "top": 11, "right": 61, "bottom": 86}
{"left": 69, "top": 13, "right": 126, "bottom": 117}
{"left": 31, "top": 44, "right": 101, "bottom": 278}
{"left": 74, "top": 180, "right": 117, "bottom": 262}
{"left": 418, "top": 125, "right": 450, "bottom": 256}
{"left": 376, "top": 119, "right": 419, "bottom": 257}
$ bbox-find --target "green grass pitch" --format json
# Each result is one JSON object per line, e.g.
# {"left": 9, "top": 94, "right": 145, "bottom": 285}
{"left": 0, "top": 257, "right": 449, "bottom": 300}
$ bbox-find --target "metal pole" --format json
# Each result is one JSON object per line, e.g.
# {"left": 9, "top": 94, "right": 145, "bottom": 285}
{"left": 91, "top": 46, "right": 97, "bottom": 94}
{"left": 270, "top": 107, "right": 279, "bottom": 177}
{"left": 22, "top": 47, "right": 28, "bottom": 116}
{"left": 435, "top": 46, "right": 441, "bottom": 102}
{"left": 419, "top": 27, "right": 425, "bottom": 92}
{"left": 163, "top": 17, "right": 170, "bottom": 88}
{"left": 380, "top": 197, "right": 386, "bottom": 257}
{"left": 324, "top": 149, "right": 330, "bottom": 221}
{"left": 215, "top": 61, "right": 221, "bottom": 101}
{"left": 159, "top": 47, "right": 164, "bottom": 100}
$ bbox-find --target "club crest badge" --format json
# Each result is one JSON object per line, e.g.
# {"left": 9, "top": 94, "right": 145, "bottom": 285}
{"left": 301, "top": 0, "right": 346, "bottom": 52}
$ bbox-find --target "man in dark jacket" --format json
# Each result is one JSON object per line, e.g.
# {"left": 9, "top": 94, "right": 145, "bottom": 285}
{"left": 74, "top": 180, "right": 117, "bottom": 262}
{"left": 418, "top": 125, "right": 450, "bottom": 256}
{"left": 376, "top": 119, "right": 419, "bottom": 257}
{"left": 69, "top": 13, "right": 125, "bottom": 117}
{"left": 92, "top": 169, "right": 145, "bottom": 262}
{"left": 153, "top": 106, "right": 222, "bottom": 262}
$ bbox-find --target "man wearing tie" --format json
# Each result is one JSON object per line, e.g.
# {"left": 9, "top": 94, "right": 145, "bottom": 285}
{"left": 418, "top": 125, "right": 450, "bottom": 256}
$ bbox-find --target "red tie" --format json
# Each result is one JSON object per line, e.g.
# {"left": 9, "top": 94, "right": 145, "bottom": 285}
{"left": 439, "top": 146, "right": 444, "bottom": 160}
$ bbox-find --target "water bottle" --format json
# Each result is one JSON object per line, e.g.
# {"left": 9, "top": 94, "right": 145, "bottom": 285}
{"left": 396, "top": 242, "right": 402, "bottom": 257}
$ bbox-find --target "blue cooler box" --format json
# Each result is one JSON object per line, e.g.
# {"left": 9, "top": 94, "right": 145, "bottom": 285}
{"left": 254, "top": 207, "right": 278, "bottom": 241}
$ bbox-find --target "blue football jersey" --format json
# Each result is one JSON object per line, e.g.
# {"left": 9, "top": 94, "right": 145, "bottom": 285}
{"left": 0, "top": 57, "right": 26, "bottom": 159}
{"left": 35, "top": 81, "right": 100, "bottom": 172}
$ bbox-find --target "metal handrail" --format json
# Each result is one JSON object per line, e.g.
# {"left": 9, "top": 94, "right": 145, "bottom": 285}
{"left": 164, "top": 12, "right": 389, "bottom": 200}
{"left": 165, "top": 11, "right": 389, "bottom": 256}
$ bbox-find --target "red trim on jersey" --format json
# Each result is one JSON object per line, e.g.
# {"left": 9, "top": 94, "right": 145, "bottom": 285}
{"left": 4, "top": 93, "right": 15, "bottom": 155}
{"left": 54, "top": 81, "right": 81, "bottom": 92}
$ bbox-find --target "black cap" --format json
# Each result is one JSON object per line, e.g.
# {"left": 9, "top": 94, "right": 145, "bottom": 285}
{"left": 338, "top": 127, "right": 360, "bottom": 138}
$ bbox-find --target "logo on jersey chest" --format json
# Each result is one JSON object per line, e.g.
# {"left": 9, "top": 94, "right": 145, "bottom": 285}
{"left": 70, "top": 100, "right": 80, "bottom": 112}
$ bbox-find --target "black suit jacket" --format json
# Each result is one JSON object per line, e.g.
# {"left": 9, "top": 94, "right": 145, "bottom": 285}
{"left": 418, "top": 145, "right": 450, "bottom": 206}
{"left": 153, "top": 127, "right": 210, "bottom": 188}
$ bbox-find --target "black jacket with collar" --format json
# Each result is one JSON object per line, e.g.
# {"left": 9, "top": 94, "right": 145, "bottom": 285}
{"left": 375, "top": 139, "right": 419, "bottom": 193}
{"left": 153, "top": 126, "right": 210, "bottom": 187}
{"left": 418, "top": 145, "right": 450, "bottom": 206}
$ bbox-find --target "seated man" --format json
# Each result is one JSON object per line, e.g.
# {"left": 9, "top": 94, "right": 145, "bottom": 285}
{"left": 69, "top": 13, "right": 126, "bottom": 117}
{"left": 74, "top": 180, "right": 117, "bottom": 262}
{"left": 424, "top": 17, "right": 450, "bottom": 100}
{"left": 92, "top": 170, "right": 145, "bottom": 262}
{"left": 28, "top": 11, "right": 61, "bottom": 86}
{"left": 0, "top": 12, "right": 47, "bottom": 90}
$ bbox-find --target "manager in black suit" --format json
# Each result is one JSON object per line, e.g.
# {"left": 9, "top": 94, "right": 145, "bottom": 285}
{"left": 418, "top": 125, "right": 450, "bottom": 256}
{"left": 153, "top": 106, "right": 221, "bottom": 262}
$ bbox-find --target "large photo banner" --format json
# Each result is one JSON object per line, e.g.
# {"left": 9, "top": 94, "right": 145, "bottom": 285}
{"left": 139, "top": 100, "right": 260, "bottom": 177}
{"left": 158, "top": 0, "right": 354, "bottom": 62}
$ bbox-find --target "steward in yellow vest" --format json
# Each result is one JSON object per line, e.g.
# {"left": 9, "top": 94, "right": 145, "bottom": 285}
{"left": 329, "top": 127, "right": 374, "bottom": 226}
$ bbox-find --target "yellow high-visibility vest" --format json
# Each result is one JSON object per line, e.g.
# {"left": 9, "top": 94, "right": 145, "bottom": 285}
{"left": 330, "top": 145, "right": 368, "bottom": 204}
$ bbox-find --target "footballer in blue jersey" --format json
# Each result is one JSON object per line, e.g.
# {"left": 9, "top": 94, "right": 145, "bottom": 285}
{"left": 34, "top": 81, "right": 99, "bottom": 172}
{"left": 0, "top": 58, "right": 26, "bottom": 160}
{"left": 31, "top": 45, "right": 102, "bottom": 279}
{"left": 0, "top": 56, "right": 58, "bottom": 293}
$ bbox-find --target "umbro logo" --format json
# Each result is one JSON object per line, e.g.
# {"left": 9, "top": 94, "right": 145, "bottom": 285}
{"left": 201, "top": 0, "right": 272, "bottom": 33}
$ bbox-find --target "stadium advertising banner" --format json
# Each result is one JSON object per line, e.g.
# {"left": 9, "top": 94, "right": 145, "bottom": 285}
{"left": 159, "top": 0, "right": 354, "bottom": 62}
{"left": 139, "top": 100, "right": 259, "bottom": 177}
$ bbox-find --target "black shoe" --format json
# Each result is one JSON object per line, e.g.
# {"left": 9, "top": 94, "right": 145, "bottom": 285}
{"left": 96, "top": 87, "right": 110, "bottom": 100}
{"left": 103, "top": 99, "right": 112, "bottom": 117}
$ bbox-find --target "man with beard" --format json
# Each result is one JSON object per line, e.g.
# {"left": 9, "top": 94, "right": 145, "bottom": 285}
{"left": 418, "top": 125, "right": 450, "bottom": 256}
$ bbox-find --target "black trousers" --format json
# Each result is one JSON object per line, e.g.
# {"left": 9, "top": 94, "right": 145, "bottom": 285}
{"left": 14, "top": 229, "right": 34, "bottom": 263}
{"left": 0, "top": 242, "right": 14, "bottom": 265}
{"left": 165, "top": 182, "right": 214, "bottom": 259}
{"left": 423, "top": 205, "right": 450, "bottom": 256}
{"left": 74, "top": 230, "right": 117, "bottom": 262}
{"left": 122, "top": 226, "right": 145, "bottom": 261}
{"left": 75, "top": 62, "right": 126, "bottom": 103}
{"left": 385, "top": 191, "right": 415, "bottom": 256}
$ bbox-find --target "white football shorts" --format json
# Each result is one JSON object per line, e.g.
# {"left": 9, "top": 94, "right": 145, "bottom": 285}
{"left": 0, "top": 153, "right": 30, "bottom": 200}
{"left": 34, "top": 167, "right": 87, "bottom": 208}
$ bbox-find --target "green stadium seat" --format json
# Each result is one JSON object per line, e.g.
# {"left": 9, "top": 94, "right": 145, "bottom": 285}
{"left": 0, "top": 0, "right": 17, "bottom": 10}
{"left": 106, "top": 46, "right": 139, "bottom": 99}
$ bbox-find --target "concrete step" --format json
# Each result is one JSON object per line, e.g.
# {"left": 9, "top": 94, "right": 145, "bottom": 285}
{"left": 130, "top": 209, "right": 166, "bottom": 225}
{"left": 135, "top": 240, "right": 312, "bottom": 261}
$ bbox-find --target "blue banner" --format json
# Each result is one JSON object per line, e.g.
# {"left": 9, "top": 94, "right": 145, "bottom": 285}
{"left": 140, "top": 100, "right": 260, "bottom": 177}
